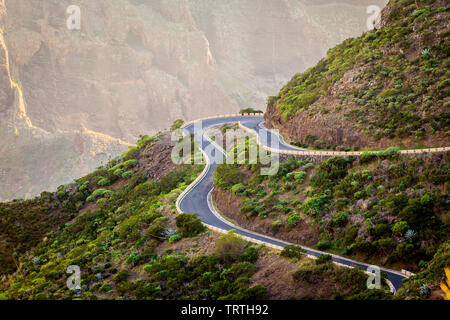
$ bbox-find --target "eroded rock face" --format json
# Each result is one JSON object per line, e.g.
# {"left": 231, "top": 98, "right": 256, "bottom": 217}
{"left": 0, "top": 0, "right": 384, "bottom": 200}
{"left": 264, "top": 67, "right": 393, "bottom": 149}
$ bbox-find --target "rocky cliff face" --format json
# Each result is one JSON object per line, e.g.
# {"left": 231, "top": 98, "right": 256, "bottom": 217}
{"left": 0, "top": 0, "right": 385, "bottom": 200}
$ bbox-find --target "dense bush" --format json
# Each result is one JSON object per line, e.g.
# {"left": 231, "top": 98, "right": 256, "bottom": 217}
{"left": 303, "top": 195, "right": 328, "bottom": 217}
{"left": 312, "top": 157, "right": 353, "bottom": 191}
{"left": 160, "top": 165, "right": 196, "bottom": 193}
{"left": 122, "top": 147, "right": 140, "bottom": 162}
{"left": 316, "top": 241, "right": 332, "bottom": 251}
{"left": 329, "top": 211, "right": 349, "bottom": 228}
{"left": 168, "top": 234, "right": 182, "bottom": 243}
{"left": 123, "top": 159, "right": 139, "bottom": 169}
{"left": 214, "top": 165, "right": 246, "bottom": 190}
{"left": 122, "top": 171, "right": 134, "bottom": 179}
{"left": 271, "top": 220, "right": 282, "bottom": 233}
{"left": 214, "top": 231, "right": 247, "bottom": 264}
{"left": 175, "top": 214, "right": 205, "bottom": 238}
{"left": 137, "top": 135, "right": 154, "bottom": 149}
{"left": 280, "top": 245, "right": 306, "bottom": 259}
{"left": 97, "top": 178, "right": 111, "bottom": 186}
{"left": 315, "top": 254, "right": 333, "bottom": 265}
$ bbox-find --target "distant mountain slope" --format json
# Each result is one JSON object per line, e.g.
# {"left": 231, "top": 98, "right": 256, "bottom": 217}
{"left": 265, "top": 0, "right": 450, "bottom": 150}
{"left": 0, "top": 125, "right": 130, "bottom": 201}
{"left": 0, "top": 0, "right": 386, "bottom": 201}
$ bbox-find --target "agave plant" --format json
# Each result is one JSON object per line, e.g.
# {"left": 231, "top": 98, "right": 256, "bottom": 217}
{"left": 421, "top": 48, "right": 431, "bottom": 58}
{"left": 419, "top": 284, "right": 429, "bottom": 298}
{"left": 405, "top": 229, "right": 415, "bottom": 240}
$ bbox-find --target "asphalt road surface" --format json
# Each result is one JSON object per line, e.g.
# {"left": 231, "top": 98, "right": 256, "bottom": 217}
{"left": 178, "top": 115, "right": 407, "bottom": 292}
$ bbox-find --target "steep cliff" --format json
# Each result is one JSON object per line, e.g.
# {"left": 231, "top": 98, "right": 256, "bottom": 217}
{"left": 265, "top": 0, "right": 449, "bottom": 150}
{"left": 0, "top": 0, "right": 385, "bottom": 200}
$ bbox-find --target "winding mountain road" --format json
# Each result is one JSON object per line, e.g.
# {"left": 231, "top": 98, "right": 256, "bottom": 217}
{"left": 176, "top": 115, "right": 414, "bottom": 292}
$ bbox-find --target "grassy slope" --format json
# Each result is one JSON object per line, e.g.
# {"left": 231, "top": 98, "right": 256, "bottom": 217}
{"left": 0, "top": 132, "right": 383, "bottom": 300}
{"left": 266, "top": 0, "right": 449, "bottom": 148}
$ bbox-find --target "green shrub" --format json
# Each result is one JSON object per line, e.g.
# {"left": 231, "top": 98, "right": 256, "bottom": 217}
{"left": 329, "top": 211, "right": 349, "bottom": 228}
{"left": 168, "top": 234, "right": 182, "bottom": 243}
{"left": 391, "top": 243, "right": 415, "bottom": 262}
{"left": 286, "top": 214, "right": 301, "bottom": 230}
{"left": 214, "top": 165, "right": 246, "bottom": 190}
{"left": 126, "top": 252, "right": 143, "bottom": 265}
{"left": 312, "top": 157, "right": 352, "bottom": 191}
{"left": 146, "top": 221, "right": 166, "bottom": 240}
{"left": 122, "top": 171, "right": 134, "bottom": 179}
{"left": 420, "top": 193, "right": 432, "bottom": 206}
{"left": 159, "top": 165, "right": 196, "bottom": 193}
{"left": 214, "top": 231, "right": 247, "bottom": 264}
{"left": 96, "top": 198, "right": 107, "bottom": 206}
{"left": 315, "top": 254, "right": 333, "bottom": 265}
{"left": 122, "top": 147, "right": 139, "bottom": 162}
{"left": 99, "top": 282, "right": 112, "bottom": 292}
{"left": 372, "top": 224, "right": 392, "bottom": 239}
{"left": 114, "top": 270, "right": 130, "bottom": 283}
{"left": 229, "top": 262, "right": 257, "bottom": 279}
{"left": 175, "top": 213, "right": 205, "bottom": 237}
{"left": 97, "top": 178, "right": 111, "bottom": 186}
{"left": 124, "top": 160, "right": 139, "bottom": 169}
{"left": 271, "top": 220, "right": 282, "bottom": 233}
{"left": 360, "top": 151, "right": 378, "bottom": 164}
{"left": 316, "top": 241, "right": 332, "bottom": 250}
{"left": 137, "top": 135, "right": 154, "bottom": 149}
{"left": 392, "top": 221, "right": 409, "bottom": 236}
{"left": 379, "top": 147, "right": 400, "bottom": 158}
{"left": 91, "top": 188, "right": 111, "bottom": 198}
{"left": 343, "top": 225, "right": 358, "bottom": 246}
{"left": 303, "top": 196, "right": 328, "bottom": 216}
{"left": 220, "top": 285, "right": 267, "bottom": 300}
{"left": 280, "top": 245, "right": 306, "bottom": 259}
{"left": 238, "top": 247, "right": 259, "bottom": 263}
{"left": 57, "top": 191, "right": 67, "bottom": 201}
{"left": 78, "top": 182, "right": 89, "bottom": 192}
{"left": 231, "top": 184, "right": 246, "bottom": 195}
{"left": 113, "top": 169, "right": 124, "bottom": 177}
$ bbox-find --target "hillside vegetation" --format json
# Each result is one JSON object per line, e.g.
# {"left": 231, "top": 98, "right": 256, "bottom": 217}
{"left": 213, "top": 144, "right": 449, "bottom": 299}
{"left": 265, "top": 0, "right": 449, "bottom": 149}
{"left": 0, "top": 131, "right": 383, "bottom": 300}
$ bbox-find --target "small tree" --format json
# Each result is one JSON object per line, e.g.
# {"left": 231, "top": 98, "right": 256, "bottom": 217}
{"left": 239, "top": 108, "right": 263, "bottom": 115}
